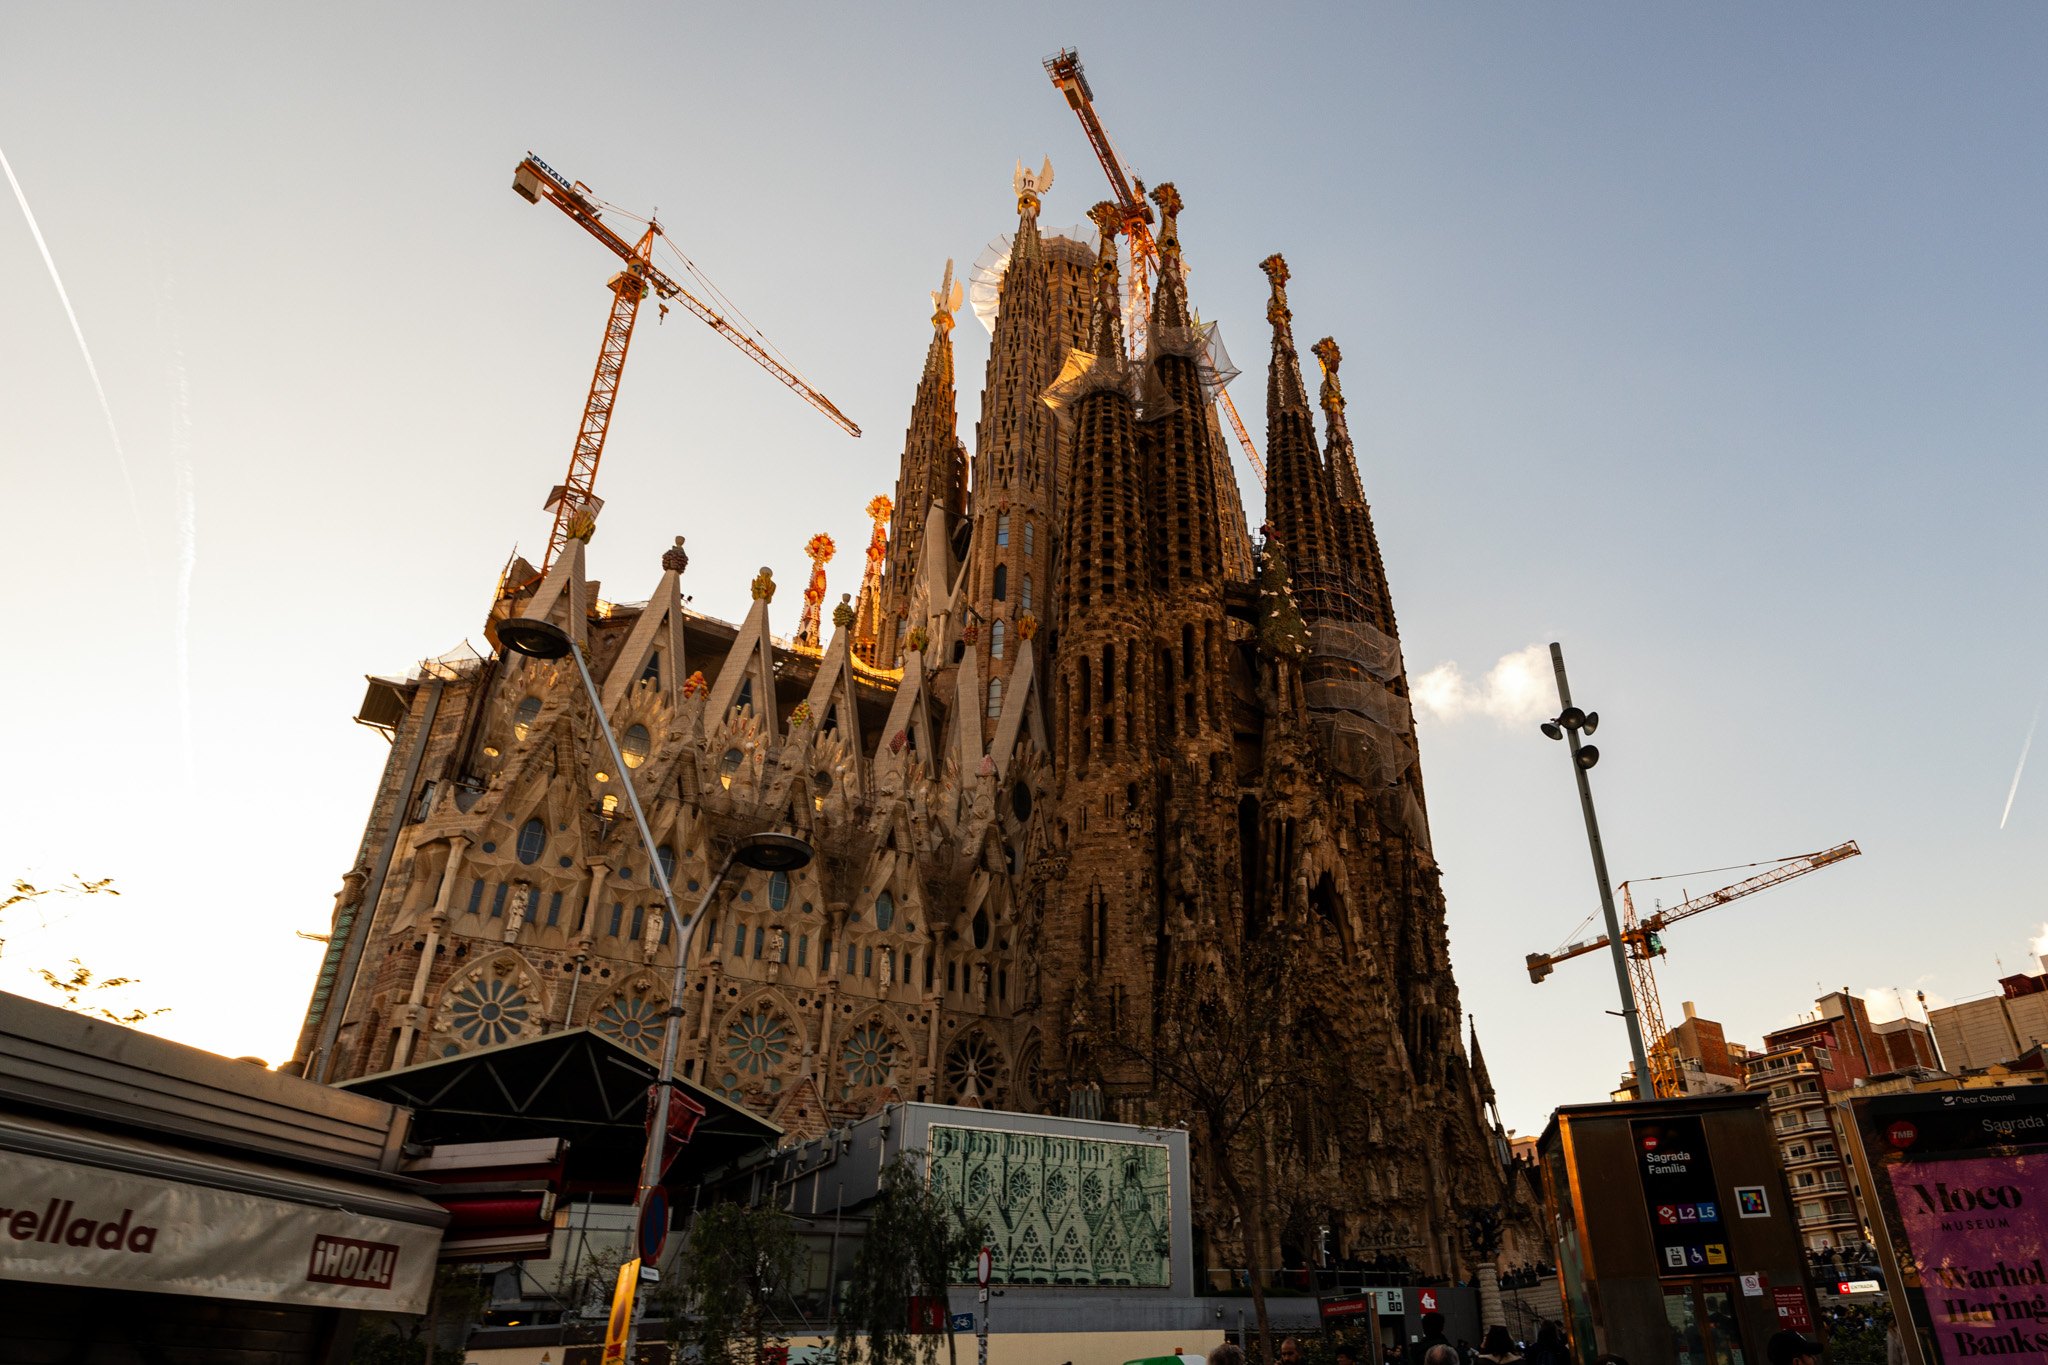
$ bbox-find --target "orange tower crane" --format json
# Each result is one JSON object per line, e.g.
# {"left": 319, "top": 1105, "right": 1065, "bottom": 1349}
{"left": 512, "top": 153, "right": 860, "bottom": 576}
{"left": 1043, "top": 50, "right": 1267, "bottom": 487}
{"left": 1526, "top": 840, "right": 1862, "bottom": 1098}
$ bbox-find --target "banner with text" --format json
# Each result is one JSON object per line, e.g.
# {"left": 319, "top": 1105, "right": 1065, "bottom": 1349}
{"left": 0, "top": 1150, "right": 440, "bottom": 1313}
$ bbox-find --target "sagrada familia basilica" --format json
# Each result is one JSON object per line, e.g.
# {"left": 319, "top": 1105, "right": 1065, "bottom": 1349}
{"left": 288, "top": 159, "right": 1527, "bottom": 1277}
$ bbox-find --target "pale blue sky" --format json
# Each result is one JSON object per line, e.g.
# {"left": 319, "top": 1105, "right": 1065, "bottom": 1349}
{"left": 3, "top": 4, "right": 2046, "bottom": 1134}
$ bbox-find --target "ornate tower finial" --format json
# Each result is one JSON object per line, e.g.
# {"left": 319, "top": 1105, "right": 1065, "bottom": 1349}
{"left": 1261, "top": 253, "right": 1292, "bottom": 328}
{"left": 661, "top": 535, "right": 689, "bottom": 574}
{"left": 1013, "top": 157, "right": 1055, "bottom": 215}
{"left": 795, "top": 533, "right": 836, "bottom": 649}
{"left": 1085, "top": 200, "right": 1126, "bottom": 358}
{"left": 852, "top": 496, "right": 891, "bottom": 665}
{"left": 930, "top": 259, "right": 963, "bottom": 336}
{"left": 1148, "top": 182, "right": 1190, "bottom": 331}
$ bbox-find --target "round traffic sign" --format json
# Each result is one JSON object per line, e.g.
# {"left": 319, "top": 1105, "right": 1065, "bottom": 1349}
{"left": 639, "top": 1186, "right": 670, "bottom": 1263}
{"left": 976, "top": 1246, "right": 993, "bottom": 1287}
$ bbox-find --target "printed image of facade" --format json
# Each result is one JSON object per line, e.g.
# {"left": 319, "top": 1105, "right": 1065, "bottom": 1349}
{"left": 287, "top": 161, "right": 1520, "bottom": 1279}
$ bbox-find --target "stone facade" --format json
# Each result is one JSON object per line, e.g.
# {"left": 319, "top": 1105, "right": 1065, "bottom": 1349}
{"left": 289, "top": 164, "right": 1526, "bottom": 1280}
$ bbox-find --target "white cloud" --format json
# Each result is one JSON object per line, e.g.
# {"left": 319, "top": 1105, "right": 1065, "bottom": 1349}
{"left": 1411, "top": 643, "right": 1555, "bottom": 726}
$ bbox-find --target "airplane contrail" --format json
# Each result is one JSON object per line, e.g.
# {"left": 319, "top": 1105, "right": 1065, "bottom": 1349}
{"left": 1, "top": 141, "right": 143, "bottom": 529}
{"left": 146, "top": 232, "right": 199, "bottom": 781}
{"left": 2001, "top": 699, "right": 2042, "bottom": 830}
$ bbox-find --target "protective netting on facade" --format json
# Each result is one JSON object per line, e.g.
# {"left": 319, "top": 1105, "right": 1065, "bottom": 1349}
{"left": 1040, "top": 347, "right": 1139, "bottom": 413}
{"left": 1303, "top": 678, "right": 1411, "bottom": 733}
{"left": 1309, "top": 617, "right": 1403, "bottom": 682}
{"left": 1147, "top": 321, "right": 1240, "bottom": 402}
{"left": 968, "top": 227, "right": 1107, "bottom": 334}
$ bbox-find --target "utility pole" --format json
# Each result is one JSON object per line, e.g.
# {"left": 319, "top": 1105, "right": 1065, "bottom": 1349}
{"left": 1543, "top": 642, "right": 1654, "bottom": 1101}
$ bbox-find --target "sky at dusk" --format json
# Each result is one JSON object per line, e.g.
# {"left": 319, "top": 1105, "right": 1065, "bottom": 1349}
{"left": 5, "top": 4, "right": 2048, "bottom": 1137}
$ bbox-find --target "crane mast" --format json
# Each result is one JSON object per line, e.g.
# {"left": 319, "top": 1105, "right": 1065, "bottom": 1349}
{"left": 1044, "top": 51, "right": 1267, "bottom": 487}
{"left": 1526, "top": 839, "right": 1862, "bottom": 1098}
{"left": 513, "top": 153, "right": 860, "bottom": 575}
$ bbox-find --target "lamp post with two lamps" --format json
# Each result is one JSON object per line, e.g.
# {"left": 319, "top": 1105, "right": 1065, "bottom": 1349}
{"left": 496, "top": 616, "right": 814, "bottom": 1350}
{"left": 1537, "top": 641, "right": 1653, "bottom": 1102}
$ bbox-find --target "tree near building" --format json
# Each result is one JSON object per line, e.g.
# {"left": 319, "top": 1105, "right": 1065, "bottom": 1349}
{"left": 834, "top": 1154, "right": 981, "bottom": 1365}
{"left": 677, "top": 1200, "right": 805, "bottom": 1365}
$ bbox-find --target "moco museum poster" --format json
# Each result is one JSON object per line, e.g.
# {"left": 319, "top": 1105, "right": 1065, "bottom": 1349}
{"left": 0, "top": 1149, "right": 440, "bottom": 1313}
{"left": 1847, "top": 1090, "right": 2048, "bottom": 1365}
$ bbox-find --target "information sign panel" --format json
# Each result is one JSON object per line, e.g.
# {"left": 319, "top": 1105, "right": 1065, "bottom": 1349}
{"left": 1631, "top": 1115, "right": 1730, "bottom": 1274}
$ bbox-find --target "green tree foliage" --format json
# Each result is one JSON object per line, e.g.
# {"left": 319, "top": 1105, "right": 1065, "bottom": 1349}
{"left": 679, "top": 1200, "right": 806, "bottom": 1365}
{"left": 351, "top": 1265, "right": 489, "bottom": 1364}
{"left": 834, "top": 1154, "right": 982, "bottom": 1365}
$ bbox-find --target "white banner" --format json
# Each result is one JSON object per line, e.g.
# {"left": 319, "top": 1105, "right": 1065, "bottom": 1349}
{"left": 0, "top": 1149, "right": 441, "bottom": 1313}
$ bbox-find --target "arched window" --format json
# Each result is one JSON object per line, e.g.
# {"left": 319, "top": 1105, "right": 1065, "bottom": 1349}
{"left": 1021, "top": 575, "right": 1032, "bottom": 611}
{"left": 719, "top": 748, "right": 743, "bottom": 790}
{"left": 512, "top": 696, "right": 542, "bottom": 742}
{"left": 769, "top": 870, "right": 791, "bottom": 912}
{"left": 875, "top": 890, "right": 896, "bottom": 932}
{"left": 973, "top": 908, "right": 991, "bottom": 949}
{"left": 735, "top": 678, "right": 754, "bottom": 712}
{"left": 986, "top": 678, "right": 1002, "bottom": 719}
{"left": 991, "top": 621, "right": 1005, "bottom": 658}
{"left": 516, "top": 818, "right": 546, "bottom": 865}
{"left": 992, "top": 565, "right": 1007, "bottom": 601}
{"left": 656, "top": 844, "right": 676, "bottom": 885}
{"left": 621, "top": 723, "right": 651, "bottom": 769}
{"left": 1024, "top": 522, "right": 1034, "bottom": 556}
{"left": 996, "top": 513, "right": 1010, "bottom": 547}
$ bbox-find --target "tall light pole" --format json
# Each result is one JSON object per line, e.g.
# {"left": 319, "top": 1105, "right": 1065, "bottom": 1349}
{"left": 1539, "top": 642, "right": 1653, "bottom": 1102}
{"left": 497, "top": 617, "right": 815, "bottom": 1350}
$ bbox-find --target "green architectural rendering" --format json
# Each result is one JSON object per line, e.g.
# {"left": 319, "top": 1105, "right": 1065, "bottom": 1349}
{"left": 928, "top": 1125, "right": 1172, "bottom": 1287}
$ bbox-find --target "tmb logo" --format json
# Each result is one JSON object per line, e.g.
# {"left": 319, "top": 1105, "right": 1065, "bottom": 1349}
{"left": 1887, "top": 1121, "right": 1919, "bottom": 1150}
{"left": 306, "top": 1234, "right": 400, "bottom": 1290}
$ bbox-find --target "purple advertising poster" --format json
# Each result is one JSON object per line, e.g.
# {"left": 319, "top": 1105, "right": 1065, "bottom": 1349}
{"left": 1884, "top": 1147, "right": 2048, "bottom": 1359}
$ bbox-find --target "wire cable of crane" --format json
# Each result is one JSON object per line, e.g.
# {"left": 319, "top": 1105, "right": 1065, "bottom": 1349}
{"left": 1547, "top": 913, "right": 1599, "bottom": 960}
{"left": 1620, "top": 851, "right": 1824, "bottom": 886}
{"left": 656, "top": 236, "right": 811, "bottom": 386}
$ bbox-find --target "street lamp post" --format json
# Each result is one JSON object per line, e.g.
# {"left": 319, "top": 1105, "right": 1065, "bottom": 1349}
{"left": 1538, "top": 641, "right": 1653, "bottom": 1102}
{"left": 497, "top": 617, "right": 815, "bottom": 1350}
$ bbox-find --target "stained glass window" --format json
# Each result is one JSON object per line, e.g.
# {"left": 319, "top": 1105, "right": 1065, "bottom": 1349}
{"left": 843, "top": 1024, "right": 895, "bottom": 1089}
{"left": 874, "top": 891, "right": 895, "bottom": 931}
{"left": 769, "top": 870, "right": 790, "bottom": 911}
{"left": 621, "top": 723, "right": 651, "bottom": 769}
{"left": 594, "top": 995, "right": 663, "bottom": 1055}
{"left": 512, "top": 696, "right": 541, "bottom": 742}
{"left": 517, "top": 818, "right": 547, "bottom": 865}
{"left": 447, "top": 975, "right": 530, "bottom": 1049}
{"left": 726, "top": 1010, "right": 789, "bottom": 1075}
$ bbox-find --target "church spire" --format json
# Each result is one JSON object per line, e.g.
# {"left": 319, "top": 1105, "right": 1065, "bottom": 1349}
{"left": 879, "top": 261, "right": 968, "bottom": 664}
{"left": 1314, "top": 336, "right": 1398, "bottom": 638}
{"left": 1148, "top": 181, "right": 1191, "bottom": 334}
{"left": 1085, "top": 199, "right": 1125, "bottom": 360}
{"left": 1260, "top": 254, "right": 1341, "bottom": 607}
{"left": 1013, "top": 157, "right": 1053, "bottom": 265}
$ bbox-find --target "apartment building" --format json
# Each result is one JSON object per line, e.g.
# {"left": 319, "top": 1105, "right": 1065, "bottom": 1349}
{"left": 1928, "top": 960, "right": 2048, "bottom": 1069}
{"left": 1742, "top": 990, "right": 1877, "bottom": 1251}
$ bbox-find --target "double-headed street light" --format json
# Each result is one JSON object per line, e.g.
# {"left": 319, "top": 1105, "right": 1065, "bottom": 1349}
{"left": 1538, "top": 641, "right": 1652, "bottom": 1102}
{"left": 498, "top": 616, "right": 814, "bottom": 1343}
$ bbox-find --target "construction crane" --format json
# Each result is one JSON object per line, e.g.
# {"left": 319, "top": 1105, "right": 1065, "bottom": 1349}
{"left": 1043, "top": 50, "right": 1267, "bottom": 488}
{"left": 1527, "top": 840, "right": 1863, "bottom": 1098}
{"left": 512, "top": 153, "right": 860, "bottom": 576}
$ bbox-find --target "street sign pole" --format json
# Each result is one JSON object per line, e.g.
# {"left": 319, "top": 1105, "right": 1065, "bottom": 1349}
{"left": 977, "top": 1245, "right": 993, "bottom": 1365}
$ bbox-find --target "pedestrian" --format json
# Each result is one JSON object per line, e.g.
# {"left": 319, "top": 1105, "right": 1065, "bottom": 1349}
{"left": 1457, "top": 1339, "right": 1475, "bottom": 1365}
{"left": 1280, "top": 1340, "right": 1305, "bottom": 1365}
{"left": 1209, "top": 1344, "right": 1247, "bottom": 1365}
{"left": 1335, "top": 1345, "right": 1360, "bottom": 1365}
{"left": 1524, "top": 1322, "right": 1569, "bottom": 1365}
{"left": 1410, "top": 1312, "right": 1451, "bottom": 1365}
{"left": 1477, "top": 1327, "right": 1523, "bottom": 1365}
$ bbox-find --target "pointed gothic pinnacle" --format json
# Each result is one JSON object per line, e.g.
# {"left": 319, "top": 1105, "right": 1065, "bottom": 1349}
{"left": 1311, "top": 337, "right": 1345, "bottom": 414}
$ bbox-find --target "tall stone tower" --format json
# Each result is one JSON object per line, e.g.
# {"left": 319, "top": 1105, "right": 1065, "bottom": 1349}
{"left": 878, "top": 262, "right": 967, "bottom": 666}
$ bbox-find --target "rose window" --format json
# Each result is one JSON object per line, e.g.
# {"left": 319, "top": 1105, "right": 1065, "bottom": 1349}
{"left": 447, "top": 976, "right": 531, "bottom": 1048}
{"left": 943, "top": 1034, "right": 1007, "bottom": 1104}
{"left": 1008, "top": 1169, "right": 1034, "bottom": 1203}
{"left": 1043, "top": 1171, "right": 1069, "bottom": 1205}
{"left": 1081, "top": 1172, "right": 1106, "bottom": 1210}
{"left": 725, "top": 1010, "right": 789, "bottom": 1076}
{"left": 594, "top": 995, "right": 665, "bottom": 1056}
{"left": 843, "top": 1024, "right": 896, "bottom": 1088}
